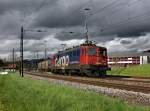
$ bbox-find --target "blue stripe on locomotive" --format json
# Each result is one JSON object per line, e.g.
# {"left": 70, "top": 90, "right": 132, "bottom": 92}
{"left": 60, "top": 48, "right": 80, "bottom": 65}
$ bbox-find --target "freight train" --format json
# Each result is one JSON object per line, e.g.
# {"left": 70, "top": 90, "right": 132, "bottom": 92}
{"left": 38, "top": 60, "right": 51, "bottom": 71}
{"left": 38, "top": 41, "right": 110, "bottom": 76}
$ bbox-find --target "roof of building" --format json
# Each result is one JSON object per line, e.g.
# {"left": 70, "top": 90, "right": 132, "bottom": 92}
{"left": 108, "top": 51, "right": 150, "bottom": 57}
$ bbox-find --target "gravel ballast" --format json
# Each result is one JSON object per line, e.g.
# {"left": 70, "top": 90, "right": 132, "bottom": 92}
{"left": 26, "top": 74, "right": 150, "bottom": 106}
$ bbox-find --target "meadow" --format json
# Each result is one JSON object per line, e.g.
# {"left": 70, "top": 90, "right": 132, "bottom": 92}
{"left": 0, "top": 73, "right": 149, "bottom": 111}
{"left": 108, "top": 64, "right": 150, "bottom": 77}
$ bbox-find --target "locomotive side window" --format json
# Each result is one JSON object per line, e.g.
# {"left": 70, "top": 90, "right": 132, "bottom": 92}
{"left": 73, "top": 50, "right": 76, "bottom": 56}
{"left": 69, "top": 51, "right": 73, "bottom": 57}
{"left": 77, "top": 49, "right": 80, "bottom": 56}
{"left": 68, "top": 52, "right": 71, "bottom": 57}
{"left": 89, "top": 48, "right": 96, "bottom": 56}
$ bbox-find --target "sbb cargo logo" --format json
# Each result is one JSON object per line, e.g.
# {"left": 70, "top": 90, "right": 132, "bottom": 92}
{"left": 55, "top": 55, "right": 69, "bottom": 67}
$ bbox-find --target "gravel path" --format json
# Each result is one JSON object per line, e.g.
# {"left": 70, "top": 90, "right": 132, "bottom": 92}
{"left": 26, "top": 74, "right": 150, "bottom": 106}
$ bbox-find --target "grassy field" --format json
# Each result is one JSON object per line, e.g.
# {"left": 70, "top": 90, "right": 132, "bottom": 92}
{"left": 108, "top": 64, "right": 150, "bottom": 77}
{"left": 0, "top": 73, "right": 149, "bottom": 111}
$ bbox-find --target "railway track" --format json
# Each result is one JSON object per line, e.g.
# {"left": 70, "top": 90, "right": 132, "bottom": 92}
{"left": 25, "top": 72, "right": 150, "bottom": 94}
{"left": 106, "top": 75, "right": 150, "bottom": 83}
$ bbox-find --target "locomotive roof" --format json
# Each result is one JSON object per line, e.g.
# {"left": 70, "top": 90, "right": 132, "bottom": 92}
{"left": 57, "top": 45, "right": 80, "bottom": 55}
{"left": 56, "top": 43, "right": 106, "bottom": 55}
{"left": 80, "top": 42, "right": 106, "bottom": 49}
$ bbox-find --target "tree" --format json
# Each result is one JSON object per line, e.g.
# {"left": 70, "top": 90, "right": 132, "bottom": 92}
{"left": 0, "top": 59, "right": 4, "bottom": 67}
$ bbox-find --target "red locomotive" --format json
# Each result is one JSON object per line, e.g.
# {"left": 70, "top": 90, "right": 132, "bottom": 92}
{"left": 38, "top": 19, "right": 109, "bottom": 76}
{"left": 50, "top": 41, "right": 109, "bottom": 76}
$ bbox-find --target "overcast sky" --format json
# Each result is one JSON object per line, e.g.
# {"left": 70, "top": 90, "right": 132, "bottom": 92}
{"left": 0, "top": 0, "right": 150, "bottom": 59}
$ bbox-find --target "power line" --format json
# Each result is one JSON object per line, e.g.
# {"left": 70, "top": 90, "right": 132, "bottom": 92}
{"left": 23, "top": 0, "right": 51, "bottom": 27}
{"left": 69, "top": 0, "right": 93, "bottom": 16}
{"left": 67, "top": 0, "right": 120, "bottom": 25}
{"left": 12, "top": 48, "right": 15, "bottom": 72}
{"left": 102, "top": 16, "right": 150, "bottom": 34}
{"left": 107, "top": 0, "right": 142, "bottom": 16}
{"left": 87, "top": 0, "right": 142, "bottom": 22}
{"left": 90, "top": 0, "right": 119, "bottom": 17}
{"left": 101, "top": 7, "right": 150, "bottom": 32}
{"left": 35, "top": 0, "right": 49, "bottom": 13}
{"left": 62, "top": 0, "right": 126, "bottom": 33}
{"left": 61, "top": 0, "right": 93, "bottom": 32}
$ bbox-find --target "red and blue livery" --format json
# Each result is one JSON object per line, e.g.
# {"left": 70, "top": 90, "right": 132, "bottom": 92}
{"left": 50, "top": 42, "right": 109, "bottom": 76}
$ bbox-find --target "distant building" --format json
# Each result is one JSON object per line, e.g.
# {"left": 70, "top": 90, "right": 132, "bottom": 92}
{"left": 108, "top": 51, "right": 150, "bottom": 67}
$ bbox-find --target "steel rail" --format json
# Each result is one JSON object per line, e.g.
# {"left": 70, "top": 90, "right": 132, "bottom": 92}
{"left": 25, "top": 72, "right": 150, "bottom": 94}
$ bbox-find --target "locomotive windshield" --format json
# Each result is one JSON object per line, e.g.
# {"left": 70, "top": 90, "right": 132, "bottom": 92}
{"left": 100, "top": 49, "right": 107, "bottom": 57}
{"left": 88, "top": 48, "right": 97, "bottom": 56}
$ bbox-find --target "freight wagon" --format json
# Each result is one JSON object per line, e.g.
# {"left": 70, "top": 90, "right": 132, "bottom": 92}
{"left": 38, "top": 59, "right": 51, "bottom": 71}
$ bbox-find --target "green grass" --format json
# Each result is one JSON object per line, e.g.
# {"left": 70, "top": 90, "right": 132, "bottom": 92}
{"left": 108, "top": 64, "right": 150, "bottom": 77}
{"left": 0, "top": 73, "right": 149, "bottom": 111}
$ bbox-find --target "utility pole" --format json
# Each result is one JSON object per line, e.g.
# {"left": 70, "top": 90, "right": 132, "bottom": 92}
{"left": 20, "top": 26, "right": 24, "bottom": 77}
{"left": 19, "top": 28, "right": 46, "bottom": 73}
{"left": 44, "top": 40, "right": 47, "bottom": 59}
{"left": 44, "top": 40, "right": 47, "bottom": 72}
{"left": 12, "top": 48, "right": 15, "bottom": 72}
{"left": 34, "top": 51, "right": 36, "bottom": 59}
{"left": 45, "top": 48, "right": 47, "bottom": 59}
{"left": 36, "top": 50, "right": 39, "bottom": 70}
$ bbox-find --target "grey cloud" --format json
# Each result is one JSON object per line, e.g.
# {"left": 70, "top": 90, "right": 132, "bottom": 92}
{"left": 54, "top": 26, "right": 116, "bottom": 41}
{"left": 32, "top": 0, "right": 150, "bottom": 41}
{"left": 125, "top": 35, "right": 150, "bottom": 50}
{"left": 0, "top": 0, "right": 57, "bottom": 15}
{"left": 33, "top": 5, "right": 84, "bottom": 28}
{"left": 101, "top": 33, "right": 150, "bottom": 53}
{"left": 1, "top": 0, "right": 150, "bottom": 58}
{"left": 120, "top": 39, "right": 132, "bottom": 45}
{"left": 0, "top": 11, "right": 21, "bottom": 40}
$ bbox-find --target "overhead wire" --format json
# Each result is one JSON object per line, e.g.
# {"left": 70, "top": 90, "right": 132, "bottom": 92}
{"left": 61, "top": 0, "right": 93, "bottom": 30}
{"left": 69, "top": 0, "right": 92, "bottom": 15}
{"left": 23, "top": 0, "right": 51, "bottom": 28}
{"left": 63, "top": 0, "right": 122, "bottom": 34}
{"left": 62, "top": 0, "right": 123, "bottom": 38}
{"left": 46, "top": 0, "right": 121, "bottom": 34}
{"left": 67, "top": 0, "right": 120, "bottom": 24}
{"left": 100, "top": 1, "right": 149, "bottom": 33}
{"left": 89, "top": 0, "right": 119, "bottom": 17}
{"left": 10, "top": 0, "right": 149, "bottom": 58}
{"left": 101, "top": 12, "right": 150, "bottom": 34}
{"left": 60, "top": 0, "right": 136, "bottom": 40}
{"left": 107, "top": 0, "right": 142, "bottom": 16}
{"left": 87, "top": 0, "right": 142, "bottom": 22}
{"left": 34, "top": 0, "right": 51, "bottom": 13}
{"left": 23, "top": 0, "right": 147, "bottom": 38}
{"left": 80, "top": 0, "right": 146, "bottom": 36}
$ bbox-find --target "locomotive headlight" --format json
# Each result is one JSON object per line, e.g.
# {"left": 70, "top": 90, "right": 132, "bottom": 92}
{"left": 96, "top": 62, "right": 102, "bottom": 65}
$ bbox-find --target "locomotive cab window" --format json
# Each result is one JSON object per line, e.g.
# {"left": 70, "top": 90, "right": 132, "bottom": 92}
{"left": 89, "top": 48, "right": 96, "bottom": 56}
{"left": 100, "top": 49, "right": 107, "bottom": 57}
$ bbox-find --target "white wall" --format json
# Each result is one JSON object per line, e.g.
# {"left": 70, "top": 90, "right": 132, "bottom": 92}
{"left": 140, "top": 56, "right": 148, "bottom": 65}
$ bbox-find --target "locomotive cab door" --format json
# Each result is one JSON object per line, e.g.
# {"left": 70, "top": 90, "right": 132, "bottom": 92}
{"left": 99, "top": 48, "right": 107, "bottom": 65}
{"left": 80, "top": 47, "right": 88, "bottom": 65}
